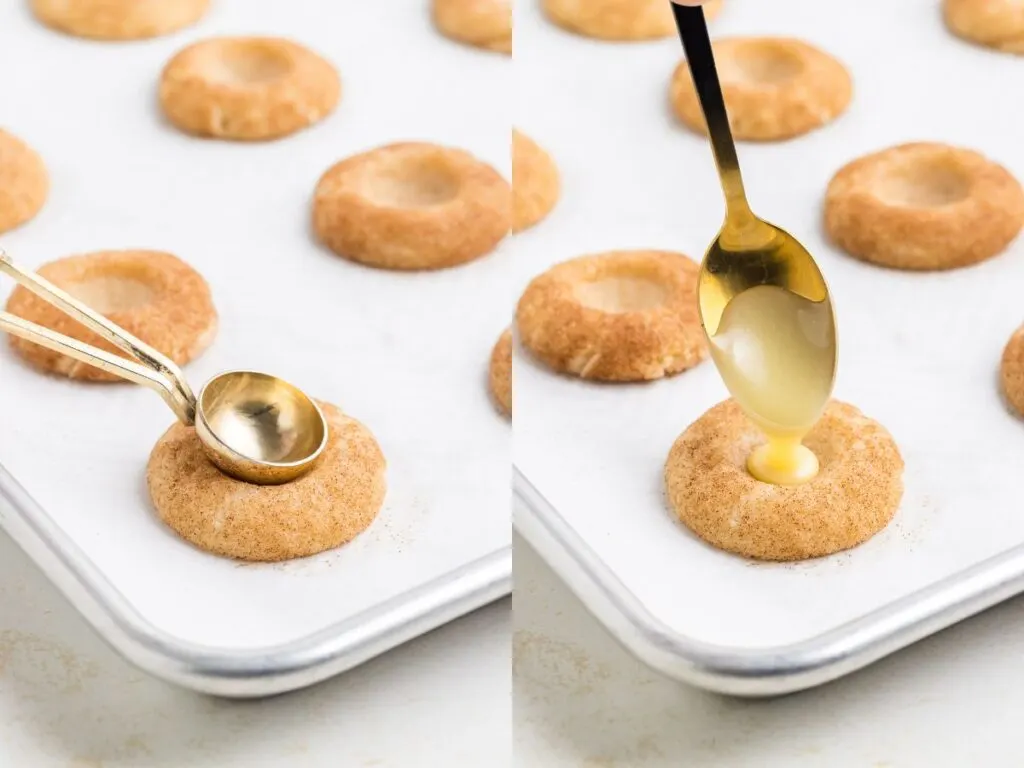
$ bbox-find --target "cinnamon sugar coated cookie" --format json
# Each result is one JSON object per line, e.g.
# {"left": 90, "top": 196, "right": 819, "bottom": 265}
{"left": 825, "top": 143, "right": 1024, "bottom": 271}
{"left": 4, "top": 250, "right": 217, "bottom": 381}
{"left": 513, "top": 130, "right": 560, "bottom": 233}
{"left": 313, "top": 142, "right": 511, "bottom": 270}
{"left": 159, "top": 37, "right": 341, "bottom": 141}
{"left": 0, "top": 130, "right": 48, "bottom": 234}
{"left": 31, "top": 0, "right": 208, "bottom": 40}
{"left": 489, "top": 329, "right": 512, "bottom": 417}
{"left": 543, "top": 0, "right": 721, "bottom": 40}
{"left": 944, "top": 0, "right": 1024, "bottom": 54}
{"left": 433, "top": 0, "right": 512, "bottom": 53}
{"left": 148, "top": 402, "right": 386, "bottom": 562}
{"left": 670, "top": 37, "right": 851, "bottom": 141}
{"left": 665, "top": 400, "right": 904, "bottom": 561}
{"left": 516, "top": 250, "right": 706, "bottom": 381}
{"left": 1000, "top": 325, "right": 1024, "bottom": 417}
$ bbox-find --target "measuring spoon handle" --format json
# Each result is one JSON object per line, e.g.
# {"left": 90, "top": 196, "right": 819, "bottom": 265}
{"left": 0, "top": 311, "right": 196, "bottom": 424}
{"left": 0, "top": 250, "right": 196, "bottom": 424}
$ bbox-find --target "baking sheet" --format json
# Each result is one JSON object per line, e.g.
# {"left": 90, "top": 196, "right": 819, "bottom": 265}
{"left": 0, "top": 1, "right": 518, "bottom": 653}
{"left": 514, "top": 0, "right": 1024, "bottom": 650}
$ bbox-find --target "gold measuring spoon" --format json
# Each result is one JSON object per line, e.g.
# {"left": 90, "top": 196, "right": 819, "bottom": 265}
{"left": 671, "top": 5, "right": 837, "bottom": 486}
{"left": 0, "top": 251, "right": 327, "bottom": 485}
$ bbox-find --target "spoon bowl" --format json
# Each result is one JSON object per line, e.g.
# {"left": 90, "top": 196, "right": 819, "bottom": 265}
{"left": 699, "top": 217, "right": 832, "bottom": 336}
{"left": 196, "top": 371, "right": 328, "bottom": 485}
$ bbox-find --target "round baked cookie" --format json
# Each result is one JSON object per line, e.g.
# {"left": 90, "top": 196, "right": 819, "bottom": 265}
{"left": 543, "top": 0, "right": 721, "bottom": 41}
{"left": 825, "top": 143, "right": 1024, "bottom": 271}
{"left": 30, "top": 0, "right": 208, "bottom": 40}
{"left": 4, "top": 250, "right": 217, "bottom": 382}
{"left": 670, "top": 37, "right": 851, "bottom": 141}
{"left": 159, "top": 37, "right": 341, "bottom": 141}
{"left": 516, "top": 250, "right": 706, "bottom": 382}
{"left": 148, "top": 402, "right": 386, "bottom": 562}
{"left": 489, "top": 328, "right": 512, "bottom": 417}
{"left": 944, "top": 0, "right": 1024, "bottom": 54}
{"left": 433, "top": 0, "right": 512, "bottom": 53}
{"left": 313, "top": 142, "right": 511, "bottom": 270}
{"left": 665, "top": 399, "right": 904, "bottom": 561}
{"left": 1001, "top": 325, "right": 1024, "bottom": 417}
{"left": 0, "top": 130, "right": 48, "bottom": 235}
{"left": 513, "top": 130, "right": 560, "bottom": 233}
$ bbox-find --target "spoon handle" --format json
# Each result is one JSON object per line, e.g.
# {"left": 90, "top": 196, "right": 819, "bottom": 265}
{"left": 671, "top": 4, "right": 751, "bottom": 220}
{"left": 0, "top": 250, "right": 196, "bottom": 424}
{"left": 0, "top": 311, "right": 196, "bottom": 424}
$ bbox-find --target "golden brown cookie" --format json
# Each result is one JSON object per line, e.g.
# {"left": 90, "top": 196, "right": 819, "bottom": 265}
{"left": 159, "top": 37, "right": 341, "bottom": 141}
{"left": 0, "top": 130, "right": 48, "bottom": 235}
{"left": 516, "top": 250, "right": 706, "bottom": 382}
{"left": 1001, "top": 325, "right": 1024, "bottom": 417}
{"left": 30, "top": 0, "right": 208, "bottom": 40}
{"left": 433, "top": 0, "right": 512, "bottom": 53}
{"left": 489, "top": 328, "right": 512, "bottom": 417}
{"left": 313, "top": 142, "right": 511, "bottom": 270}
{"left": 670, "top": 37, "right": 852, "bottom": 141}
{"left": 665, "top": 399, "right": 904, "bottom": 561}
{"left": 543, "top": 0, "right": 721, "bottom": 41}
{"left": 148, "top": 402, "right": 386, "bottom": 562}
{"left": 4, "top": 250, "right": 217, "bottom": 382}
{"left": 512, "top": 130, "right": 560, "bottom": 233}
{"left": 944, "top": 0, "right": 1024, "bottom": 54}
{"left": 825, "top": 143, "right": 1024, "bottom": 271}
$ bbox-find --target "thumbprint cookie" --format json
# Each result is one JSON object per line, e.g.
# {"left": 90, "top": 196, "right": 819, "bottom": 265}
{"left": 160, "top": 37, "right": 341, "bottom": 141}
{"left": 313, "top": 142, "right": 511, "bottom": 270}
{"left": 4, "top": 250, "right": 217, "bottom": 381}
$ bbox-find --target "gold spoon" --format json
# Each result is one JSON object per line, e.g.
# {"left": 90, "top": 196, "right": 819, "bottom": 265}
{"left": 0, "top": 251, "right": 327, "bottom": 485}
{"left": 671, "top": 5, "right": 838, "bottom": 486}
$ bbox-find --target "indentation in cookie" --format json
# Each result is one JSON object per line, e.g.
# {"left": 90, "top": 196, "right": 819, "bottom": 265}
{"left": 719, "top": 42, "right": 803, "bottom": 85}
{"left": 204, "top": 41, "right": 293, "bottom": 85}
{"left": 575, "top": 274, "right": 669, "bottom": 314}
{"left": 361, "top": 155, "right": 461, "bottom": 209}
{"left": 66, "top": 276, "right": 156, "bottom": 314}
{"left": 874, "top": 156, "right": 971, "bottom": 208}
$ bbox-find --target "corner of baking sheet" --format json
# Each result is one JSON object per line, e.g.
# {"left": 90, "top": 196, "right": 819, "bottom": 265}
{"left": 513, "top": 467, "right": 1024, "bottom": 697}
{"left": 0, "top": 463, "right": 511, "bottom": 698}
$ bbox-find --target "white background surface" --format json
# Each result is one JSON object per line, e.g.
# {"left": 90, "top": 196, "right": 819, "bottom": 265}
{"left": 0, "top": 528, "right": 511, "bottom": 767}
{"left": 4, "top": 531, "right": 1024, "bottom": 767}
{"left": 513, "top": 535, "right": 1024, "bottom": 767}
{"left": 0, "top": 0, "right": 514, "bottom": 653}
{"left": 4, "top": 533, "right": 1024, "bottom": 767}
{"left": 515, "top": 0, "right": 1024, "bottom": 649}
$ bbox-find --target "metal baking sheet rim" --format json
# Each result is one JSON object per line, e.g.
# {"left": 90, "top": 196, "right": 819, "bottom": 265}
{"left": 0, "top": 463, "right": 511, "bottom": 699}
{"left": 514, "top": 468, "right": 1024, "bottom": 697}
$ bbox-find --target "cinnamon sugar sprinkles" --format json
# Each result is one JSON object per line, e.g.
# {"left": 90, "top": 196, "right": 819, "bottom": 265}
{"left": 516, "top": 250, "right": 707, "bottom": 382}
{"left": 433, "top": 0, "right": 513, "bottom": 54}
{"left": 313, "top": 142, "right": 511, "bottom": 270}
{"left": 148, "top": 402, "right": 386, "bottom": 562}
{"left": 1001, "top": 325, "right": 1024, "bottom": 418}
{"left": 665, "top": 400, "right": 904, "bottom": 562}
{"left": 512, "top": 130, "right": 560, "bottom": 234}
{"left": 543, "top": 0, "right": 722, "bottom": 41}
{"left": 0, "top": 130, "right": 48, "bottom": 235}
{"left": 944, "top": 0, "right": 1024, "bottom": 54}
{"left": 159, "top": 37, "right": 341, "bottom": 141}
{"left": 825, "top": 143, "right": 1024, "bottom": 271}
{"left": 489, "top": 328, "right": 512, "bottom": 418}
{"left": 31, "top": 0, "right": 208, "bottom": 40}
{"left": 4, "top": 250, "right": 217, "bottom": 382}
